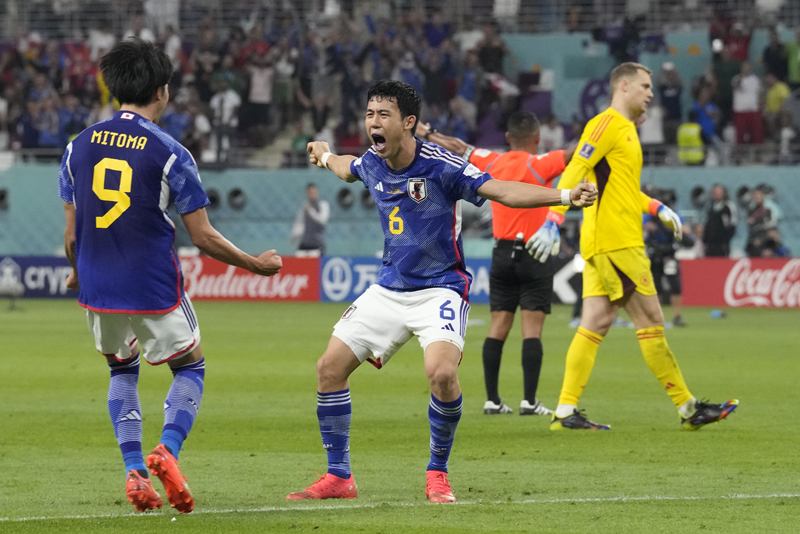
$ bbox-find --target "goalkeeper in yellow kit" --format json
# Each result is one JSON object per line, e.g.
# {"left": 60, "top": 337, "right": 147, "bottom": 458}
{"left": 527, "top": 63, "right": 738, "bottom": 430}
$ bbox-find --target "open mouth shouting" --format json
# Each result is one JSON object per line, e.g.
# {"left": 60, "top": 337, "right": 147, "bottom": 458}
{"left": 372, "top": 133, "right": 387, "bottom": 152}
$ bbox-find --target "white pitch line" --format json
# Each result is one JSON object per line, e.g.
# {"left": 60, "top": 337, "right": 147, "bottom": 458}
{"left": 2, "top": 493, "right": 799, "bottom": 523}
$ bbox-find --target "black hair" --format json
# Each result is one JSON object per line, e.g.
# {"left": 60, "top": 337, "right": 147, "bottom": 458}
{"left": 366, "top": 80, "right": 421, "bottom": 135}
{"left": 687, "top": 110, "right": 699, "bottom": 122}
{"left": 306, "top": 183, "right": 317, "bottom": 190}
{"left": 506, "top": 110, "right": 540, "bottom": 140}
{"left": 100, "top": 38, "right": 173, "bottom": 107}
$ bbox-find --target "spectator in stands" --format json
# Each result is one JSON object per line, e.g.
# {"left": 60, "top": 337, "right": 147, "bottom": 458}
{"left": 291, "top": 183, "right": 330, "bottom": 256}
{"left": 272, "top": 36, "right": 299, "bottom": 129}
{"left": 657, "top": 62, "right": 682, "bottom": 143}
{"left": 209, "top": 78, "right": 241, "bottom": 161}
{"left": 786, "top": 27, "right": 800, "bottom": 90}
{"left": 124, "top": 14, "right": 156, "bottom": 43}
{"left": 245, "top": 51, "right": 275, "bottom": 139}
{"left": 16, "top": 99, "right": 40, "bottom": 149}
{"left": 477, "top": 21, "right": 509, "bottom": 75}
{"left": 163, "top": 25, "right": 183, "bottom": 72}
{"left": 87, "top": 19, "right": 116, "bottom": 62}
{"left": 725, "top": 21, "right": 752, "bottom": 62}
{"left": 454, "top": 50, "right": 480, "bottom": 133}
{"left": 762, "top": 27, "right": 788, "bottom": 82}
{"left": 714, "top": 45, "right": 741, "bottom": 129}
{"left": 452, "top": 16, "right": 483, "bottom": 54}
{"left": 160, "top": 102, "right": 192, "bottom": 143}
{"left": 183, "top": 101, "right": 211, "bottom": 160}
{"left": 212, "top": 54, "right": 246, "bottom": 99}
{"left": 746, "top": 189, "right": 778, "bottom": 257}
{"left": 336, "top": 120, "right": 363, "bottom": 157}
{"left": 762, "top": 228, "right": 790, "bottom": 257}
{"left": 731, "top": 61, "right": 763, "bottom": 145}
{"left": 778, "top": 112, "right": 796, "bottom": 163}
{"left": 639, "top": 96, "right": 665, "bottom": 145}
{"left": 424, "top": 10, "right": 451, "bottom": 49}
{"left": 35, "top": 95, "right": 59, "bottom": 149}
{"left": 37, "top": 39, "right": 66, "bottom": 90}
{"left": 311, "top": 92, "right": 331, "bottom": 136}
{"left": 422, "top": 50, "right": 448, "bottom": 108}
{"left": 677, "top": 111, "right": 705, "bottom": 165}
{"left": 28, "top": 72, "right": 55, "bottom": 102}
{"left": 703, "top": 184, "right": 737, "bottom": 257}
{"left": 286, "top": 118, "right": 312, "bottom": 168}
{"left": 692, "top": 85, "right": 727, "bottom": 164}
{"left": 392, "top": 51, "right": 425, "bottom": 96}
{"left": 538, "top": 113, "right": 565, "bottom": 154}
{"left": 58, "top": 93, "right": 88, "bottom": 147}
{"left": 764, "top": 73, "right": 791, "bottom": 140}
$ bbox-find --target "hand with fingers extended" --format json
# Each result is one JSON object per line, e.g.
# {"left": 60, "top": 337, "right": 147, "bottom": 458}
{"left": 526, "top": 219, "right": 561, "bottom": 263}
{"left": 569, "top": 182, "right": 597, "bottom": 208}
{"left": 307, "top": 141, "right": 331, "bottom": 168}
{"left": 252, "top": 250, "right": 283, "bottom": 276}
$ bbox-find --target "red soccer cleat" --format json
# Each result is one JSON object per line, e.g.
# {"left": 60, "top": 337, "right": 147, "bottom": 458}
{"left": 425, "top": 470, "right": 456, "bottom": 503}
{"left": 125, "top": 470, "right": 163, "bottom": 512}
{"left": 286, "top": 473, "right": 357, "bottom": 500}
{"left": 146, "top": 444, "right": 194, "bottom": 513}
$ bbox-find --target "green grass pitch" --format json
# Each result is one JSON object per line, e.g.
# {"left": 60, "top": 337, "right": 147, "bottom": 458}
{"left": 0, "top": 300, "right": 798, "bottom": 533}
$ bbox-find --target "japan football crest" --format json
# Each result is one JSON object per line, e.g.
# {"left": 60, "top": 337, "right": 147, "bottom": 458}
{"left": 408, "top": 178, "right": 427, "bottom": 203}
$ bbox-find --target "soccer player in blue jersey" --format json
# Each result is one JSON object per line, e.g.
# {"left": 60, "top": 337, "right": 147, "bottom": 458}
{"left": 59, "top": 39, "right": 282, "bottom": 514}
{"left": 286, "top": 80, "right": 596, "bottom": 503}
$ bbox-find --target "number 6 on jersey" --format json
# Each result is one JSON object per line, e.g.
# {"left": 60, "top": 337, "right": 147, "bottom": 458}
{"left": 389, "top": 206, "right": 404, "bottom": 235}
{"left": 93, "top": 157, "right": 133, "bottom": 229}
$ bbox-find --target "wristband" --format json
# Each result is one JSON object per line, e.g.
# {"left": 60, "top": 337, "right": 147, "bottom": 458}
{"left": 424, "top": 128, "right": 438, "bottom": 140}
{"left": 320, "top": 151, "right": 332, "bottom": 169}
{"left": 462, "top": 144, "right": 475, "bottom": 161}
{"left": 561, "top": 188, "right": 571, "bottom": 206}
{"left": 647, "top": 199, "right": 663, "bottom": 216}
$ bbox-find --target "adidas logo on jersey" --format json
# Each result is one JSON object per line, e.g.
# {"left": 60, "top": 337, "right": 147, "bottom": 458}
{"left": 118, "top": 410, "right": 141, "bottom": 422}
{"left": 375, "top": 182, "right": 384, "bottom": 192}
{"left": 441, "top": 324, "right": 455, "bottom": 331}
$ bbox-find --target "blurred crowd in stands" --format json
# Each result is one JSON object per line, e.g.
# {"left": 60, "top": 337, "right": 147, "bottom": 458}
{"left": 2, "top": 0, "right": 800, "bottom": 171}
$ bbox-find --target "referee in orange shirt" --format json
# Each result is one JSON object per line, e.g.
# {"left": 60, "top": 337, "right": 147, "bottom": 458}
{"left": 418, "top": 111, "right": 574, "bottom": 416}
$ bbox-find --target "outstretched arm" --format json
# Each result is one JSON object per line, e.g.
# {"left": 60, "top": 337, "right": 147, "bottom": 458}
{"left": 307, "top": 141, "right": 359, "bottom": 183}
{"left": 477, "top": 180, "right": 596, "bottom": 209}
{"left": 416, "top": 121, "right": 471, "bottom": 157}
{"left": 63, "top": 202, "right": 79, "bottom": 290}
{"left": 182, "top": 207, "right": 282, "bottom": 276}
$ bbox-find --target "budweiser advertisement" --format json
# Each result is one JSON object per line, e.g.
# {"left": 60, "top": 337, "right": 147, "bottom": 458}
{"left": 682, "top": 257, "right": 800, "bottom": 308}
{"left": 180, "top": 255, "right": 320, "bottom": 302}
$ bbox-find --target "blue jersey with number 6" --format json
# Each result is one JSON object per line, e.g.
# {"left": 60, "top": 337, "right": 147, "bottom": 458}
{"left": 349, "top": 139, "right": 492, "bottom": 299}
{"left": 58, "top": 110, "right": 210, "bottom": 314}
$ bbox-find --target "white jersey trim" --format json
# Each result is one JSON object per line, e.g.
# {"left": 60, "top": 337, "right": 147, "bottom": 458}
{"left": 65, "top": 142, "right": 76, "bottom": 204}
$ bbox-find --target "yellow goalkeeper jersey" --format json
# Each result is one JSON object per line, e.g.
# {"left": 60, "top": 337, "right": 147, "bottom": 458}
{"left": 553, "top": 107, "right": 646, "bottom": 260}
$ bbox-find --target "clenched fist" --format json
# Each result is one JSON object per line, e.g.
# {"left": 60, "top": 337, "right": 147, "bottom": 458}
{"left": 569, "top": 182, "right": 597, "bottom": 208}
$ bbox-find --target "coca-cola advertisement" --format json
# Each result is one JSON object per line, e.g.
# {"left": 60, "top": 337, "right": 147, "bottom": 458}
{"left": 682, "top": 258, "right": 800, "bottom": 308}
{"left": 179, "top": 255, "right": 320, "bottom": 302}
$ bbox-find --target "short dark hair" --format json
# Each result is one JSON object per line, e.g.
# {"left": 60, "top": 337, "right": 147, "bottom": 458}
{"left": 507, "top": 110, "right": 540, "bottom": 140}
{"left": 610, "top": 62, "right": 651, "bottom": 92}
{"left": 100, "top": 38, "right": 172, "bottom": 107}
{"left": 366, "top": 80, "right": 421, "bottom": 134}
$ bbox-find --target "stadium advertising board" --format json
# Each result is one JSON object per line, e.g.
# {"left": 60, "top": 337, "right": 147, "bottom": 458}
{"left": 180, "top": 255, "right": 319, "bottom": 302}
{"left": 682, "top": 257, "right": 800, "bottom": 308}
{"left": 0, "top": 256, "right": 76, "bottom": 299}
{"left": 320, "top": 256, "right": 492, "bottom": 303}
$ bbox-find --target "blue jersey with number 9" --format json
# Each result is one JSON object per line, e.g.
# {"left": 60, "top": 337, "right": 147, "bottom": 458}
{"left": 349, "top": 139, "right": 492, "bottom": 300}
{"left": 58, "top": 111, "right": 209, "bottom": 313}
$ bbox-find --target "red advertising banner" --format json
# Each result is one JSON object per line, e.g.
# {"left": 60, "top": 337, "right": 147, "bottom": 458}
{"left": 179, "top": 255, "right": 320, "bottom": 302}
{"left": 682, "top": 257, "right": 800, "bottom": 308}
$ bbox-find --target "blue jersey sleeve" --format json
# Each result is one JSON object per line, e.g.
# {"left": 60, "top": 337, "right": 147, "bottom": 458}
{"left": 168, "top": 148, "right": 210, "bottom": 214}
{"left": 58, "top": 143, "right": 75, "bottom": 204}
{"left": 447, "top": 161, "right": 492, "bottom": 207}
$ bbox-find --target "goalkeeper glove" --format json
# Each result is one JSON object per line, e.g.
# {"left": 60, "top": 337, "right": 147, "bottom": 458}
{"left": 526, "top": 219, "right": 561, "bottom": 262}
{"left": 656, "top": 204, "right": 683, "bottom": 240}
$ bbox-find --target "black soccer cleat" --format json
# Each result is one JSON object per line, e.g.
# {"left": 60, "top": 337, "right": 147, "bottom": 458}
{"left": 681, "top": 399, "right": 738, "bottom": 430}
{"left": 550, "top": 409, "right": 610, "bottom": 430}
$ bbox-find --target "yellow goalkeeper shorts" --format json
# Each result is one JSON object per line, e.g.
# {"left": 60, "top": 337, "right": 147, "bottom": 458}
{"left": 582, "top": 247, "right": 657, "bottom": 302}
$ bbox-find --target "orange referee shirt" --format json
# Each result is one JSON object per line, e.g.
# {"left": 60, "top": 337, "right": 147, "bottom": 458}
{"left": 468, "top": 148, "right": 566, "bottom": 240}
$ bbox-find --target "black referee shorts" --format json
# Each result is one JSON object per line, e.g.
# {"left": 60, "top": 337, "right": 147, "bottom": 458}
{"left": 489, "top": 239, "right": 555, "bottom": 314}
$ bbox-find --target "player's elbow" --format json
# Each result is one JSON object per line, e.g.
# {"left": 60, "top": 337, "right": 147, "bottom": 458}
{"left": 190, "top": 231, "right": 212, "bottom": 252}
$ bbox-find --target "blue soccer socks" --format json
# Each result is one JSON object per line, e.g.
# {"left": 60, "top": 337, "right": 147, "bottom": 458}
{"left": 427, "top": 394, "right": 462, "bottom": 473}
{"left": 317, "top": 389, "right": 352, "bottom": 479}
{"left": 108, "top": 355, "right": 146, "bottom": 475}
{"left": 161, "top": 358, "right": 205, "bottom": 460}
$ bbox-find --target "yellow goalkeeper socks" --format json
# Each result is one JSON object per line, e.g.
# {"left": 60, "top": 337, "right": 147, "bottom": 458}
{"left": 637, "top": 326, "right": 693, "bottom": 408}
{"left": 557, "top": 327, "right": 604, "bottom": 407}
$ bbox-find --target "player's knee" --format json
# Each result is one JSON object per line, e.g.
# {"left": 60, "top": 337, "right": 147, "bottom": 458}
{"left": 316, "top": 354, "right": 347, "bottom": 387}
{"left": 426, "top": 365, "right": 458, "bottom": 393}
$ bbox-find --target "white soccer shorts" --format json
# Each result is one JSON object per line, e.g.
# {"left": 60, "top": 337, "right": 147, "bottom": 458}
{"left": 332, "top": 284, "right": 470, "bottom": 369}
{"left": 86, "top": 294, "right": 201, "bottom": 365}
